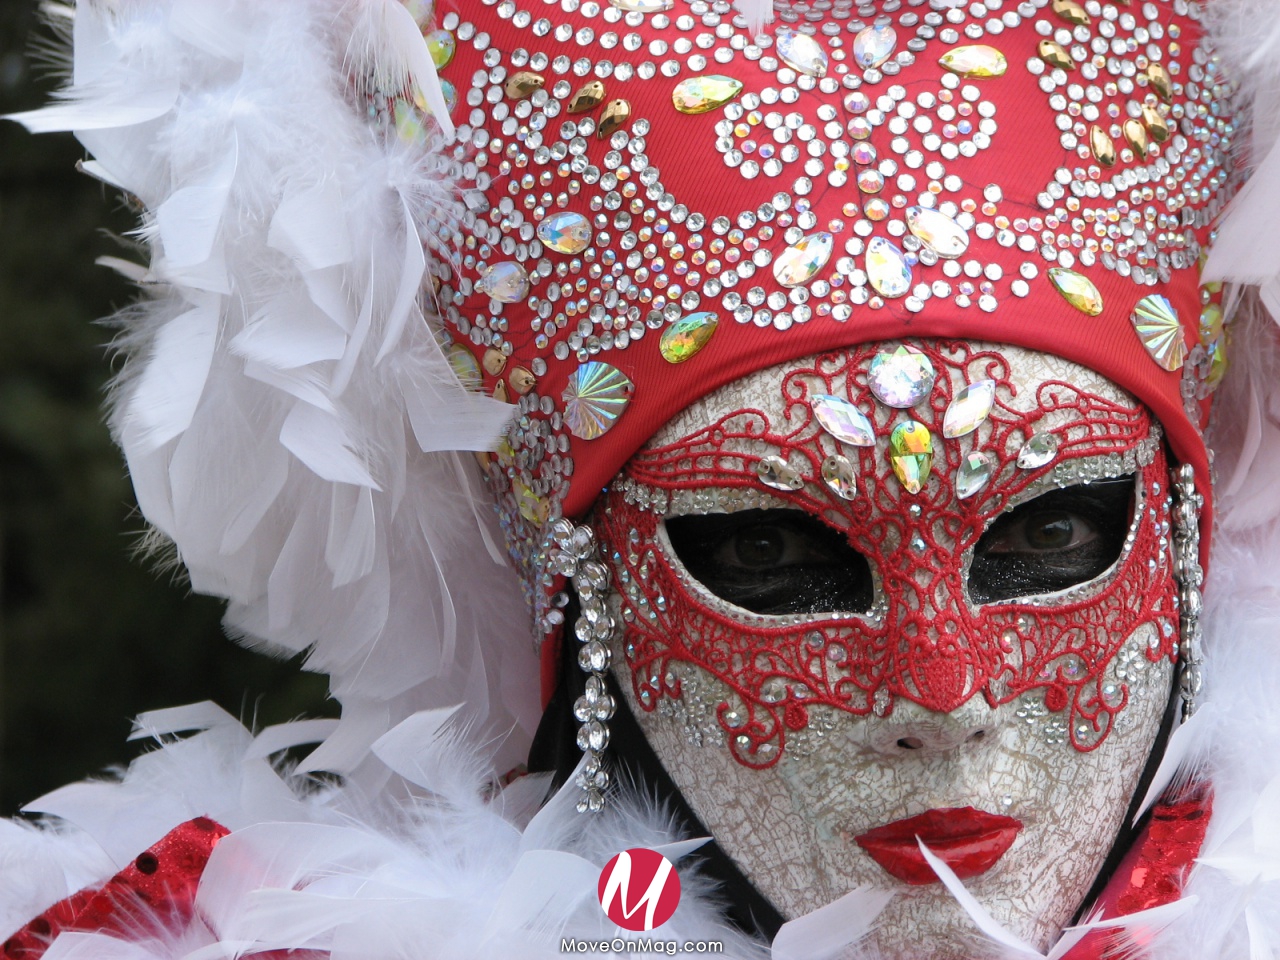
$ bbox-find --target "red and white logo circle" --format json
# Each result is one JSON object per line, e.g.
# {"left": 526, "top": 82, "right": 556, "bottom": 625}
{"left": 597, "top": 848, "right": 682, "bottom": 931}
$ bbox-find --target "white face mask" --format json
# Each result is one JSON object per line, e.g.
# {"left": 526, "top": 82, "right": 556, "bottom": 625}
{"left": 593, "top": 340, "right": 1178, "bottom": 958}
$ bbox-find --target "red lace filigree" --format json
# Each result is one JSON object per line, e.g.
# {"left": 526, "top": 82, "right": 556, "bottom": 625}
{"left": 597, "top": 342, "right": 1178, "bottom": 768}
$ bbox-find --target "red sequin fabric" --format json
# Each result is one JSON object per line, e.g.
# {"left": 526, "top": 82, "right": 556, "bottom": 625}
{"left": 597, "top": 342, "right": 1178, "bottom": 768}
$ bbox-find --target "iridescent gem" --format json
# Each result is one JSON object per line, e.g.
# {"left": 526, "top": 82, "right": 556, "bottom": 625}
{"left": 1017, "top": 432, "right": 1060, "bottom": 470}
{"left": 568, "top": 80, "right": 607, "bottom": 113}
{"left": 774, "top": 232, "right": 833, "bottom": 288}
{"left": 938, "top": 45, "right": 1008, "bottom": 78}
{"left": 1051, "top": 0, "right": 1090, "bottom": 25}
{"left": 1123, "top": 118, "right": 1149, "bottom": 159}
{"left": 1147, "top": 63, "right": 1173, "bottom": 102}
{"left": 476, "top": 261, "right": 530, "bottom": 303}
{"left": 598, "top": 99, "right": 632, "bottom": 138}
{"left": 812, "top": 395, "right": 875, "bottom": 446}
{"left": 757, "top": 456, "right": 804, "bottom": 491}
{"left": 394, "top": 100, "right": 428, "bottom": 145}
{"left": 1206, "top": 339, "right": 1228, "bottom": 389}
{"left": 563, "top": 362, "right": 634, "bottom": 440}
{"left": 537, "top": 211, "right": 593, "bottom": 254}
{"left": 672, "top": 75, "right": 743, "bottom": 114}
{"left": 1200, "top": 303, "right": 1223, "bottom": 345}
{"left": 853, "top": 24, "right": 896, "bottom": 69}
{"left": 424, "top": 30, "right": 456, "bottom": 70}
{"left": 906, "top": 207, "right": 969, "bottom": 260}
{"left": 1132, "top": 294, "right": 1187, "bottom": 371}
{"left": 776, "top": 28, "right": 829, "bottom": 77}
{"left": 943, "top": 380, "right": 996, "bottom": 439}
{"left": 609, "top": 0, "right": 673, "bottom": 10}
{"left": 1037, "top": 39, "right": 1074, "bottom": 70}
{"left": 956, "top": 451, "right": 994, "bottom": 500}
{"left": 513, "top": 477, "right": 545, "bottom": 523}
{"left": 660, "top": 311, "right": 718, "bottom": 363}
{"left": 1143, "top": 105, "right": 1171, "bottom": 142}
{"left": 822, "top": 456, "right": 858, "bottom": 500}
{"left": 869, "top": 346, "right": 937, "bottom": 408}
{"left": 857, "top": 169, "right": 884, "bottom": 194}
{"left": 866, "top": 237, "right": 912, "bottom": 299}
{"left": 447, "top": 343, "right": 481, "bottom": 390}
{"left": 1048, "top": 267, "right": 1103, "bottom": 316}
{"left": 1090, "top": 124, "right": 1117, "bottom": 167}
{"left": 889, "top": 422, "right": 933, "bottom": 495}
{"left": 505, "top": 71, "right": 546, "bottom": 99}
{"left": 439, "top": 79, "right": 457, "bottom": 114}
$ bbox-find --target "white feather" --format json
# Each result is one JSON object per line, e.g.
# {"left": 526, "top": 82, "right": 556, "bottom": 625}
{"left": 771, "top": 885, "right": 894, "bottom": 960}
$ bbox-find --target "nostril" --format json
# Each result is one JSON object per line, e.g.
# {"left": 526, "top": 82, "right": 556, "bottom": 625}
{"left": 897, "top": 737, "right": 925, "bottom": 750}
{"left": 967, "top": 730, "right": 987, "bottom": 743}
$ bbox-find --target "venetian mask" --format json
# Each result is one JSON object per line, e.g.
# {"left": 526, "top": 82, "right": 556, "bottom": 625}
{"left": 591, "top": 339, "right": 1178, "bottom": 957}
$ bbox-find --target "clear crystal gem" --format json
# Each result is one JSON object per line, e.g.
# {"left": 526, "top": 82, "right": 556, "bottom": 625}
{"left": 906, "top": 207, "right": 969, "bottom": 260}
{"left": 889, "top": 422, "right": 933, "bottom": 495}
{"left": 537, "top": 211, "right": 593, "bottom": 254}
{"left": 1017, "top": 432, "right": 1060, "bottom": 470}
{"left": 610, "top": 0, "right": 673, "bottom": 10}
{"left": 773, "top": 232, "right": 833, "bottom": 288}
{"left": 869, "top": 346, "right": 937, "bottom": 408}
{"left": 476, "top": 261, "right": 530, "bottom": 303}
{"left": 1132, "top": 294, "right": 1187, "bottom": 371}
{"left": 757, "top": 456, "right": 804, "bottom": 491}
{"left": 956, "top": 451, "right": 995, "bottom": 500}
{"left": 776, "top": 27, "right": 829, "bottom": 77}
{"left": 761, "top": 676, "right": 789, "bottom": 703}
{"left": 938, "top": 45, "right": 1008, "bottom": 78}
{"left": 812, "top": 394, "right": 875, "bottom": 446}
{"left": 563, "top": 361, "right": 634, "bottom": 440}
{"left": 821, "top": 455, "right": 858, "bottom": 500}
{"left": 853, "top": 24, "right": 897, "bottom": 69}
{"left": 943, "top": 380, "right": 996, "bottom": 438}
{"left": 672, "top": 75, "right": 744, "bottom": 114}
{"left": 1048, "top": 267, "right": 1103, "bottom": 316}
{"left": 866, "top": 237, "right": 912, "bottom": 298}
{"left": 660, "top": 311, "right": 718, "bottom": 363}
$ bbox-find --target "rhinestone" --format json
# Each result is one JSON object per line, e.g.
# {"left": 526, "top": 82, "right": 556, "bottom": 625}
{"left": 1132, "top": 294, "right": 1187, "bottom": 372}
{"left": 1142, "top": 105, "right": 1170, "bottom": 142}
{"left": 1017, "top": 432, "right": 1060, "bottom": 470}
{"left": 1051, "top": 0, "right": 1090, "bottom": 25}
{"left": 774, "top": 232, "right": 834, "bottom": 288}
{"left": 757, "top": 456, "right": 804, "bottom": 491}
{"left": 866, "top": 237, "right": 913, "bottom": 299}
{"left": 853, "top": 24, "right": 897, "bottom": 70}
{"left": 537, "top": 211, "right": 593, "bottom": 254}
{"left": 889, "top": 422, "right": 933, "bottom": 495}
{"left": 812, "top": 394, "right": 876, "bottom": 446}
{"left": 869, "top": 346, "right": 937, "bottom": 408}
{"left": 425, "top": 30, "right": 456, "bottom": 70}
{"left": 505, "top": 71, "right": 546, "bottom": 99}
{"left": 660, "top": 311, "right": 719, "bottom": 362}
{"left": 956, "top": 451, "right": 995, "bottom": 500}
{"left": 563, "top": 361, "right": 634, "bottom": 440}
{"left": 1037, "top": 39, "right": 1074, "bottom": 71}
{"left": 761, "top": 676, "right": 789, "bottom": 703}
{"left": 476, "top": 261, "right": 530, "bottom": 303}
{"left": 943, "top": 380, "right": 996, "bottom": 438}
{"left": 672, "top": 75, "right": 744, "bottom": 114}
{"left": 906, "top": 207, "right": 969, "bottom": 259}
{"left": 1147, "top": 63, "right": 1173, "bottom": 102}
{"left": 821, "top": 455, "right": 858, "bottom": 500}
{"left": 776, "top": 28, "right": 829, "bottom": 78}
{"left": 598, "top": 99, "right": 633, "bottom": 138}
{"left": 1090, "top": 124, "right": 1117, "bottom": 167}
{"left": 609, "top": 0, "right": 673, "bottom": 9}
{"left": 568, "top": 80, "right": 607, "bottom": 113}
{"left": 1048, "top": 267, "right": 1103, "bottom": 316}
{"left": 1123, "top": 119, "right": 1148, "bottom": 159}
{"left": 938, "top": 45, "right": 1008, "bottom": 79}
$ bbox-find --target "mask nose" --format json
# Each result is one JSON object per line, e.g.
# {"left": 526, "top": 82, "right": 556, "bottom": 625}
{"left": 864, "top": 699, "right": 997, "bottom": 757}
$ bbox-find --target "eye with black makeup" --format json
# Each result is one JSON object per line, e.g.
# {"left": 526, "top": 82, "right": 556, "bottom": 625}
{"left": 664, "top": 509, "right": 876, "bottom": 616}
{"left": 967, "top": 474, "right": 1136, "bottom": 604}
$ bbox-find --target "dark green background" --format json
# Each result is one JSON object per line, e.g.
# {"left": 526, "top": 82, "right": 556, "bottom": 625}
{"left": 0, "top": 3, "right": 333, "bottom": 815}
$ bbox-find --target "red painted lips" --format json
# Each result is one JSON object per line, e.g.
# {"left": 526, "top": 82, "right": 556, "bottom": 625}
{"left": 854, "top": 807, "right": 1023, "bottom": 886}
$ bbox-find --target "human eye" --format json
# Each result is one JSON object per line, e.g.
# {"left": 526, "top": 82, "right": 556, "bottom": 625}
{"left": 663, "top": 508, "right": 875, "bottom": 616}
{"left": 968, "top": 475, "right": 1136, "bottom": 604}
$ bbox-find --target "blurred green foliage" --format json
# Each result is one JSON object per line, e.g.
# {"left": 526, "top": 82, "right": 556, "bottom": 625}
{"left": 0, "top": 3, "right": 335, "bottom": 815}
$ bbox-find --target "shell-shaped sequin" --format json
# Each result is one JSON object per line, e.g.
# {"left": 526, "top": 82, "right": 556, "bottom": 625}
{"left": 563, "top": 362, "right": 635, "bottom": 440}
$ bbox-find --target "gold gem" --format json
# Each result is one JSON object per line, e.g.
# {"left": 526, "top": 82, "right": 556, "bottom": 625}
{"left": 660, "top": 312, "right": 719, "bottom": 363}
{"left": 1090, "top": 124, "right": 1117, "bottom": 167}
{"left": 1147, "top": 63, "right": 1173, "bottom": 102}
{"left": 1123, "top": 118, "right": 1148, "bottom": 159}
{"left": 505, "top": 71, "right": 545, "bottom": 99}
{"left": 672, "top": 75, "right": 743, "bottom": 115}
{"left": 1051, "top": 0, "right": 1090, "bottom": 24}
{"left": 493, "top": 379, "right": 510, "bottom": 403}
{"left": 598, "top": 99, "right": 632, "bottom": 139}
{"left": 482, "top": 348, "right": 508, "bottom": 376}
{"left": 509, "top": 367, "right": 537, "bottom": 395}
{"left": 1142, "top": 104, "right": 1171, "bottom": 142}
{"left": 938, "top": 45, "right": 1008, "bottom": 78}
{"left": 1037, "top": 39, "right": 1075, "bottom": 70}
{"left": 889, "top": 422, "right": 933, "bottom": 495}
{"left": 1048, "top": 267, "right": 1104, "bottom": 316}
{"left": 568, "top": 80, "right": 606, "bottom": 114}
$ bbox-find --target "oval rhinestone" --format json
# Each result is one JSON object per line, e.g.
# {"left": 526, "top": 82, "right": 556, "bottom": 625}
{"left": 812, "top": 394, "right": 875, "bottom": 446}
{"left": 853, "top": 24, "right": 897, "bottom": 69}
{"left": 1123, "top": 118, "right": 1149, "bottom": 159}
{"left": 866, "top": 237, "right": 912, "bottom": 299}
{"left": 822, "top": 456, "right": 858, "bottom": 500}
{"left": 672, "top": 75, "right": 744, "bottom": 114}
{"left": 938, "top": 45, "right": 1008, "bottom": 78}
{"left": 424, "top": 29, "right": 456, "bottom": 70}
{"left": 943, "top": 380, "right": 996, "bottom": 438}
{"left": 1132, "top": 294, "right": 1187, "bottom": 371}
{"left": 537, "top": 211, "right": 593, "bottom": 254}
{"left": 757, "top": 456, "right": 804, "bottom": 492}
{"left": 660, "top": 311, "right": 719, "bottom": 363}
{"left": 1090, "top": 124, "right": 1117, "bottom": 167}
{"left": 598, "top": 98, "right": 632, "bottom": 139}
{"left": 774, "top": 232, "right": 834, "bottom": 288}
{"left": 1048, "top": 267, "right": 1104, "bottom": 316}
{"left": 956, "top": 451, "right": 995, "bottom": 500}
{"left": 889, "top": 422, "right": 933, "bottom": 495}
{"left": 1051, "top": 0, "right": 1090, "bottom": 25}
{"left": 869, "top": 346, "right": 937, "bottom": 408}
{"left": 1017, "top": 432, "right": 1060, "bottom": 470}
{"left": 476, "top": 261, "right": 530, "bottom": 303}
{"left": 568, "top": 80, "right": 607, "bottom": 114}
{"left": 776, "top": 28, "right": 829, "bottom": 78}
{"left": 1038, "top": 39, "right": 1074, "bottom": 70}
{"left": 1147, "top": 63, "right": 1173, "bottom": 102}
{"left": 906, "top": 207, "right": 969, "bottom": 260}
{"left": 609, "top": 0, "right": 673, "bottom": 10}
{"left": 563, "top": 361, "right": 634, "bottom": 440}
{"left": 1143, "top": 104, "right": 1171, "bottom": 142}
{"left": 505, "top": 71, "right": 546, "bottom": 99}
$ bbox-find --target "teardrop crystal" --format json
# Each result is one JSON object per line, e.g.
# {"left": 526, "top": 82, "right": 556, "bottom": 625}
{"left": 821, "top": 456, "right": 858, "bottom": 500}
{"left": 757, "top": 456, "right": 804, "bottom": 492}
{"left": 568, "top": 80, "right": 607, "bottom": 113}
{"left": 1038, "top": 39, "right": 1074, "bottom": 70}
{"left": 672, "top": 75, "right": 743, "bottom": 114}
{"left": 943, "top": 380, "right": 996, "bottom": 438}
{"left": 660, "top": 311, "right": 718, "bottom": 363}
{"left": 1143, "top": 104, "right": 1171, "bottom": 142}
{"left": 537, "top": 211, "right": 593, "bottom": 254}
{"left": 866, "top": 237, "right": 912, "bottom": 299}
{"left": 956, "top": 451, "right": 995, "bottom": 500}
{"left": 869, "top": 346, "right": 937, "bottom": 408}
{"left": 598, "top": 99, "right": 632, "bottom": 138}
{"left": 889, "top": 422, "right": 933, "bottom": 495}
{"left": 1147, "top": 63, "right": 1172, "bottom": 101}
{"left": 774, "top": 232, "right": 834, "bottom": 288}
{"left": 1123, "top": 118, "right": 1148, "bottom": 159}
{"left": 1017, "top": 432, "right": 1060, "bottom": 470}
{"left": 906, "top": 207, "right": 969, "bottom": 259}
{"left": 1048, "top": 267, "right": 1104, "bottom": 316}
{"left": 1132, "top": 294, "right": 1187, "bottom": 371}
{"left": 1051, "top": 0, "right": 1090, "bottom": 25}
{"left": 812, "top": 394, "right": 875, "bottom": 446}
{"left": 776, "top": 27, "right": 829, "bottom": 77}
{"left": 505, "top": 71, "right": 546, "bottom": 99}
{"left": 563, "top": 361, "right": 634, "bottom": 440}
{"left": 1090, "top": 124, "right": 1117, "bottom": 167}
{"left": 853, "top": 24, "right": 897, "bottom": 69}
{"left": 938, "top": 45, "right": 1008, "bottom": 78}
{"left": 476, "top": 261, "right": 530, "bottom": 303}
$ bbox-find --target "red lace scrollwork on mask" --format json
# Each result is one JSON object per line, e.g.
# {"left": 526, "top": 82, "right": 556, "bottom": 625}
{"left": 597, "top": 342, "right": 1179, "bottom": 768}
